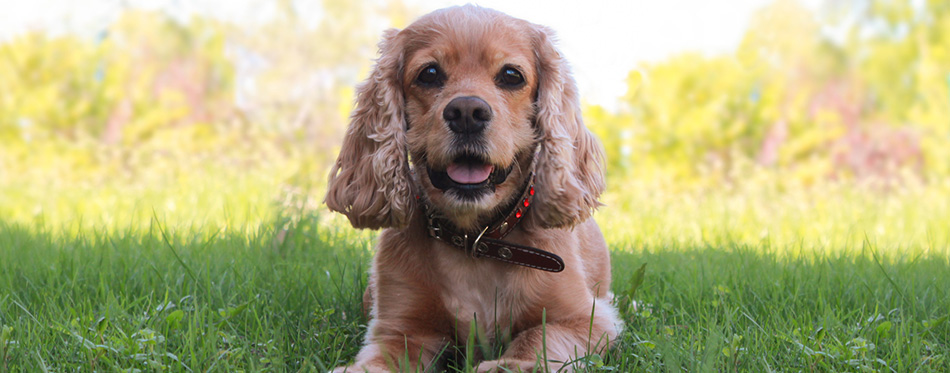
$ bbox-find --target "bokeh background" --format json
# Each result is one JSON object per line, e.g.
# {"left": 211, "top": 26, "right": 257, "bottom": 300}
{"left": 1, "top": 0, "right": 948, "bottom": 248}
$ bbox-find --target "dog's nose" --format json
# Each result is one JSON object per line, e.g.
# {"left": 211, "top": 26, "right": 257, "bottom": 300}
{"left": 443, "top": 96, "right": 492, "bottom": 134}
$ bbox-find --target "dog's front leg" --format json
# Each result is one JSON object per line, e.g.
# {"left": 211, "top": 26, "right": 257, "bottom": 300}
{"left": 332, "top": 330, "right": 448, "bottom": 373}
{"left": 476, "top": 306, "right": 621, "bottom": 373}
{"left": 335, "top": 258, "right": 452, "bottom": 373}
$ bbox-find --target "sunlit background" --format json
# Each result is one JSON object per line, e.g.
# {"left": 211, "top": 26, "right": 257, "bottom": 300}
{"left": 1, "top": 0, "right": 948, "bottom": 248}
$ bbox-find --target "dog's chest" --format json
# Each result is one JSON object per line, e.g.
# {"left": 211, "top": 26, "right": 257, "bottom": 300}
{"left": 436, "top": 253, "right": 529, "bottom": 334}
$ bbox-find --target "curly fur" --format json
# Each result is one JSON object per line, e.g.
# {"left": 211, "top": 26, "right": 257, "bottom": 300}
{"left": 326, "top": 29, "right": 414, "bottom": 229}
{"left": 528, "top": 26, "right": 607, "bottom": 229}
{"left": 326, "top": 6, "right": 620, "bottom": 372}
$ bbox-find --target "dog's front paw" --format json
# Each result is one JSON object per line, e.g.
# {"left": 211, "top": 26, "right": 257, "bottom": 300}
{"left": 331, "top": 365, "right": 381, "bottom": 373}
{"left": 476, "top": 359, "right": 542, "bottom": 373}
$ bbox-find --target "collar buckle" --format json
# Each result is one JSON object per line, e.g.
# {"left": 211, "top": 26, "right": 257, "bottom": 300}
{"left": 426, "top": 213, "right": 443, "bottom": 240}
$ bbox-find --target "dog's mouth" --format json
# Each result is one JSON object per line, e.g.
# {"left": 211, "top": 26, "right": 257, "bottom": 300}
{"left": 427, "top": 153, "right": 512, "bottom": 197}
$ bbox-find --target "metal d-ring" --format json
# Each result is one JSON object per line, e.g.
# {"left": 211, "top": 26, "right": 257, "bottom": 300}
{"left": 471, "top": 226, "right": 490, "bottom": 258}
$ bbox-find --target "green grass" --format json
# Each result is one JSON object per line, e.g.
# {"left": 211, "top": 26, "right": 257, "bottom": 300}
{"left": 610, "top": 242, "right": 949, "bottom": 371}
{"left": 1, "top": 158, "right": 949, "bottom": 371}
{"left": 1, "top": 206, "right": 948, "bottom": 371}
{"left": 0, "top": 213, "right": 372, "bottom": 372}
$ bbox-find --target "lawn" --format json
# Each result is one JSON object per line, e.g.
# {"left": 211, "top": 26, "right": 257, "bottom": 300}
{"left": 1, "top": 173, "right": 948, "bottom": 372}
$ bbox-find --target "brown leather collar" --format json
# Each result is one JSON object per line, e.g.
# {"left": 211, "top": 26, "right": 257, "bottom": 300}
{"left": 420, "top": 172, "right": 565, "bottom": 272}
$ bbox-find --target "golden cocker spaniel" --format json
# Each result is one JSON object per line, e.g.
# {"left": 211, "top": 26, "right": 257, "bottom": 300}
{"left": 326, "top": 5, "right": 621, "bottom": 372}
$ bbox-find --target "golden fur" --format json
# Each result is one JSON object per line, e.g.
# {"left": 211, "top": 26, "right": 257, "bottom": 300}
{"left": 326, "top": 5, "right": 620, "bottom": 372}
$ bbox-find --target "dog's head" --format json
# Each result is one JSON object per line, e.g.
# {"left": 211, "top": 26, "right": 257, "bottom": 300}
{"left": 326, "top": 5, "right": 605, "bottom": 231}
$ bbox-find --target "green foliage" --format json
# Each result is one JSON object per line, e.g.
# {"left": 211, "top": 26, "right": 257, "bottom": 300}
{"left": 591, "top": 0, "right": 950, "bottom": 186}
{"left": 0, "top": 11, "right": 234, "bottom": 145}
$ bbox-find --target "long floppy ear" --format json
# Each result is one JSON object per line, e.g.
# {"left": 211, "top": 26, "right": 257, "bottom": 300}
{"left": 528, "top": 26, "right": 606, "bottom": 229}
{"left": 325, "top": 29, "right": 413, "bottom": 229}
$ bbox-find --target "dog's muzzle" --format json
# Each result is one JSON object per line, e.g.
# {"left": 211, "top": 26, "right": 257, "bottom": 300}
{"left": 427, "top": 153, "right": 512, "bottom": 197}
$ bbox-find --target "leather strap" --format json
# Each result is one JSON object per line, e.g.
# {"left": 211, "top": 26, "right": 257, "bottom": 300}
{"left": 473, "top": 237, "right": 564, "bottom": 272}
{"left": 421, "top": 173, "right": 565, "bottom": 272}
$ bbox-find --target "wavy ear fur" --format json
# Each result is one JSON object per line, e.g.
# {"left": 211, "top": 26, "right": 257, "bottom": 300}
{"left": 529, "top": 26, "right": 606, "bottom": 229}
{"left": 326, "top": 29, "right": 413, "bottom": 229}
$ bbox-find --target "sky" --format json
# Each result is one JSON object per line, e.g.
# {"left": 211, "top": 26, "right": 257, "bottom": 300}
{"left": 0, "top": 0, "right": 824, "bottom": 108}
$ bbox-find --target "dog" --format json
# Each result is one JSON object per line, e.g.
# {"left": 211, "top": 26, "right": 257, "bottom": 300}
{"left": 326, "top": 5, "right": 621, "bottom": 372}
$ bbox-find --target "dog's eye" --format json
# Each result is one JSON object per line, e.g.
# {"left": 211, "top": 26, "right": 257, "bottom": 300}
{"left": 415, "top": 65, "right": 444, "bottom": 87}
{"left": 496, "top": 67, "right": 525, "bottom": 88}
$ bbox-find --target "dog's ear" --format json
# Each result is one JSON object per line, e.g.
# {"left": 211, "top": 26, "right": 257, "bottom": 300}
{"left": 528, "top": 26, "right": 606, "bottom": 229}
{"left": 326, "top": 29, "right": 413, "bottom": 229}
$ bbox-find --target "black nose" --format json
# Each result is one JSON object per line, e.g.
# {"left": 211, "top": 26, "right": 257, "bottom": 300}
{"left": 443, "top": 96, "right": 492, "bottom": 134}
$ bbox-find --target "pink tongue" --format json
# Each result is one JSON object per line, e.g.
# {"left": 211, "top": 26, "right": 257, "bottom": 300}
{"left": 446, "top": 163, "right": 493, "bottom": 184}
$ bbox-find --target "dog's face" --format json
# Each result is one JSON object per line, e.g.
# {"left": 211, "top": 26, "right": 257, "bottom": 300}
{"left": 326, "top": 5, "right": 606, "bottom": 231}
{"left": 401, "top": 12, "right": 540, "bottom": 228}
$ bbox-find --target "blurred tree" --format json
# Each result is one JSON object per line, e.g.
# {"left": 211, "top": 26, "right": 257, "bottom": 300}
{"left": 0, "top": 11, "right": 234, "bottom": 147}
{"left": 604, "top": 0, "right": 944, "bottom": 186}
{"left": 229, "top": 0, "right": 417, "bottom": 152}
{"left": 839, "top": 0, "right": 950, "bottom": 176}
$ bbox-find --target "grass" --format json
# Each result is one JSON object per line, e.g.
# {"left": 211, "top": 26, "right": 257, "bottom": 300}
{"left": 1, "top": 163, "right": 949, "bottom": 371}
{"left": 1, "top": 213, "right": 948, "bottom": 371}
{"left": 0, "top": 213, "right": 372, "bottom": 372}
